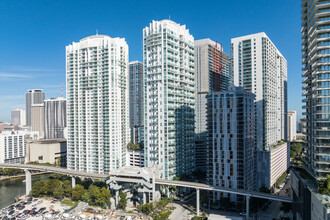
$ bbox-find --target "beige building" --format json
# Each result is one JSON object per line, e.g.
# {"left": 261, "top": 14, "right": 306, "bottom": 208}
{"left": 31, "top": 103, "right": 45, "bottom": 138}
{"left": 26, "top": 139, "right": 67, "bottom": 166}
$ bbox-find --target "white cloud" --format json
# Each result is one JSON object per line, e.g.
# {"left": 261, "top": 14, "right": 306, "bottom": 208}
{"left": 0, "top": 73, "right": 31, "bottom": 79}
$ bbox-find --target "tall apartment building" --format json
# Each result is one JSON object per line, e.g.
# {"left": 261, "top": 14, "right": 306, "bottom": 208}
{"left": 66, "top": 35, "right": 129, "bottom": 174}
{"left": 129, "top": 61, "right": 144, "bottom": 144}
{"left": 288, "top": 110, "right": 297, "bottom": 141}
{"left": 0, "top": 130, "right": 39, "bottom": 164}
{"left": 194, "top": 38, "right": 231, "bottom": 172}
{"left": 207, "top": 87, "right": 256, "bottom": 201}
{"left": 231, "top": 32, "right": 288, "bottom": 188}
{"left": 31, "top": 104, "right": 45, "bottom": 138}
{"left": 11, "top": 109, "right": 26, "bottom": 126}
{"left": 44, "top": 97, "right": 67, "bottom": 139}
{"left": 143, "top": 20, "right": 195, "bottom": 179}
{"left": 301, "top": 0, "right": 330, "bottom": 178}
{"left": 26, "top": 89, "right": 45, "bottom": 126}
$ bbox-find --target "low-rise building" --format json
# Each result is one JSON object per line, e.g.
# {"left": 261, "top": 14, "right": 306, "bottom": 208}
{"left": 291, "top": 169, "right": 330, "bottom": 220}
{"left": 257, "top": 142, "right": 290, "bottom": 188}
{"left": 0, "top": 130, "right": 39, "bottom": 164}
{"left": 127, "top": 149, "right": 144, "bottom": 167}
{"left": 25, "top": 139, "right": 67, "bottom": 167}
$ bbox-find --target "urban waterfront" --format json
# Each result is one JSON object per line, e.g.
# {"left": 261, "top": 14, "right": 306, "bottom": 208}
{"left": 0, "top": 174, "right": 50, "bottom": 209}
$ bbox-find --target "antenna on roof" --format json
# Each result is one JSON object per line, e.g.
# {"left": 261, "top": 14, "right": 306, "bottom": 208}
{"left": 96, "top": 29, "right": 98, "bottom": 35}
{"left": 61, "top": 81, "right": 63, "bottom": 97}
{"left": 169, "top": 15, "right": 171, "bottom": 20}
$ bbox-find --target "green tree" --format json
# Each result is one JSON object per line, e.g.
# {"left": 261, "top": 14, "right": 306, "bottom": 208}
{"left": 44, "top": 179, "right": 62, "bottom": 196}
{"left": 88, "top": 185, "right": 102, "bottom": 205}
{"left": 82, "top": 191, "right": 91, "bottom": 203}
{"left": 62, "top": 180, "right": 72, "bottom": 197}
{"left": 119, "top": 190, "right": 127, "bottom": 209}
{"left": 30, "top": 180, "right": 47, "bottom": 197}
{"left": 137, "top": 203, "right": 143, "bottom": 213}
{"left": 72, "top": 184, "right": 85, "bottom": 201}
{"left": 290, "top": 142, "right": 303, "bottom": 159}
{"left": 56, "top": 157, "right": 61, "bottom": 167}
{"left": 100, "top": 187, "right": 111, "bottom": 208}
{"left": 127, "top": 142, "right": 140, "bottom": 151}
{"left": 53, "top": 187, "right": 64, "bottom": 199}
{"left": 143, "top": 202, "right": 155, "bottom": 215}
{"left": 153, "top": 211, "right": 172, "bottom": 220}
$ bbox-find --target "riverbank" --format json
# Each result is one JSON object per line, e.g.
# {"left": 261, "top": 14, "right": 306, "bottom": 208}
{"left": 0, "top": 171, "right": 51, "bottom": 182}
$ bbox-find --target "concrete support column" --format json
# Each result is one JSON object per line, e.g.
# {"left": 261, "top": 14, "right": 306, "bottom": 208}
{"left": 246, "top": 195, "right": 250, "bottom": 220}
{"left": 115, "top": 190, "right": 119, "bottom": 207}
{"left": 152, "top": 172, "right": 155, "bottom": 202}
{"left": 25, "top": 170, "right": 32, "bottom": 196}
{"left": 72, "top": 177, "right": 76, "bottom": 188}
{"left": 196, "top": 188, "right": 200, "bottom": 216}
{"left": 143, "top": 192, "right": 146, "bottom": 204}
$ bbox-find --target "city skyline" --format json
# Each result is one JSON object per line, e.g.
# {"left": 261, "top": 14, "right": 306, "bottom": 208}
{"left": 0, "top": 0, "right": 301, "bottom": 122}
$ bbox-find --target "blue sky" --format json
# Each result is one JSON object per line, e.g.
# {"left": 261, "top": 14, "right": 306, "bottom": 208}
{"left": 0, "top": 0, "right": 302, "bottom": 122}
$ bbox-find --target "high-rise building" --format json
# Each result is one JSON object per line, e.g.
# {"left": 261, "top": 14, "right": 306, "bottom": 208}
{"left": 288, "top": 111, "right": 297, "bottom": 141}
{"left": 231, "top": 32, "right": 287, "bottom": 150}
{"left": 31, "top": 104, "right": 45, "bottom": 138}
{"left": 26, "top": 89, "right": 45, "bottom": 126}
{"left": 143, "top": 20, "right": 195, "bottom": 179}
{"left": 129, "top": 61, "right": 144, "bottom": 144}
{"left": 11, "top": 109, "right": 26, "bottom": 126}
{"left": 0, "top": 130, "right": 39, "bottom": 164}
{"left": 231, "top": 32, "right": 288, "bottom": 188}
{"left": 194, "top": 38, "right": 231, "bottom": 172}
{"left": 207, "top": 87, "right": 256, "bottom": 201}
{"left": 301, "top": 0, "right": 330, "bottom": 178}
{"left": 44, "top": 97, "right": 67, "bottom": 139}
{"left": 66, "top": 34, "right": 129, "bottom": 174}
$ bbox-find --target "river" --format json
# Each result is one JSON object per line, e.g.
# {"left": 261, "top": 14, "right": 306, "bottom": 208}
{"left": 0, "top": 174, "right": 50, "bottom": 209}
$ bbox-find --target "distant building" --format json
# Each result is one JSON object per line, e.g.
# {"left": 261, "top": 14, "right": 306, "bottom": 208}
{"left": 194, "top": 38, "right": 231, "bottom": 172}
{"left": 44, "top": 97, "right": 66, "bottom": 139}
{"left": 207, "top": 87, "right": 256, "bottom": 201}
{"left": 129, "top": 61, "right": 144, "bottom": 144}
{"left": 0, "top": 123, "right": 11, "bottom": 132}
{"left": 31, "top": 103, "right": 45, "bottom": 138}
{"left": 288, "top": 111, "right": 297, "bottom": 141}
{"left": 25, "top": 139, "right": 67, "bottom": 167}
{"left": 11, "top": 109, "right": 26, "bottom": 126}
{"left": 0, "top": 130, "right": 39, "bottom": 164}
{"left": 26, "top": 89, "right": 45, "bottom": 126}
{"left": 143, "top": 20, "right": 195, "bottom": 179}
{"left": 66, "top": 34, "right": 130, "bottom": 174}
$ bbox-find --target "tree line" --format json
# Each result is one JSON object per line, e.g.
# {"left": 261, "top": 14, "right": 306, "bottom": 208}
{"left": 30, "top": 174, "right": 112, "bottom": 208}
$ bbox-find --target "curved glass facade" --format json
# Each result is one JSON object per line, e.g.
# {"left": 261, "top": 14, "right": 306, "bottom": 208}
{"left": 302, "top": 0, "right": 330, "bottom": 178}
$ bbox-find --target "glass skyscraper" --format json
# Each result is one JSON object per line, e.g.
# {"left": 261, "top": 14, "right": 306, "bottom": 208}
{"left": 129, "top": 61, "right": 144, "bottom": 144}
{"left": 301, "top": 0, "right": 330, "bottom": 178}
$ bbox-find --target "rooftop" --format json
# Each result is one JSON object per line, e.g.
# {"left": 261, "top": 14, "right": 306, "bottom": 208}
{"left": 32, "top": 138, "right": 67, "bottom": 144}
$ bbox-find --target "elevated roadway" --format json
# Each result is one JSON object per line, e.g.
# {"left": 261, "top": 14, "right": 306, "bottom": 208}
{"left": 0, "top": 163, "right": 291, "bottom": 219}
